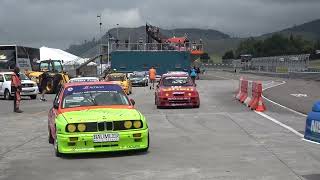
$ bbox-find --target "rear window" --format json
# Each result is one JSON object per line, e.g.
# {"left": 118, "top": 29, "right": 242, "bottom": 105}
{"left": 162, "top": 76, "right": 193, "bottom": 86}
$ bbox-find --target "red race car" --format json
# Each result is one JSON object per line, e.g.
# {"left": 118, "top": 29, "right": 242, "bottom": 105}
{"left": 155, "top": 73, "right": 200, "bottom": 108}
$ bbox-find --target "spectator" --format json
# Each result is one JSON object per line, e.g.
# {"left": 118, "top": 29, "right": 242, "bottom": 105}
{"left": 196, "top": 67, "right": 201, "bottom": 79}
{"left": 40, "top": 71, "right": 49, "bottom": 101}
{"left": 148, "top": 66, "right": 156, "bottom": 90}
{"left": 11, "top": 67, "right": 22, "bottom": 113}
{"left": 190, "top": 67, "right": 197, "bottom": 84}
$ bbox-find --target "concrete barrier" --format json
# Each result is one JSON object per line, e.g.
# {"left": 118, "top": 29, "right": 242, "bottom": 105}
{"left": 236, "top": 78, "right": 266, "bottom": 112}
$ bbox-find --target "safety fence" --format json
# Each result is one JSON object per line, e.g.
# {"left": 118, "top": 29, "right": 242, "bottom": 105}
{"left": 232, "top": 54, "right": 310, "bottom": 72}
{"left": 236, "top": 77, "right": 266, "bottom": 112}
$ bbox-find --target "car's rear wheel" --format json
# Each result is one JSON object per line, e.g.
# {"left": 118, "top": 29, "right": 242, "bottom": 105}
{"left": 4, "top": 89, "right": 12, "bottom": 100}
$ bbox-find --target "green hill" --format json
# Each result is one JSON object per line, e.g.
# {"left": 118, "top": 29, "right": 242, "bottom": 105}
{"left": 66, "top": 26, "right": 231, "bottom": 57}
{"left": 262, "top": 19, "right": 320, "bottom": 40}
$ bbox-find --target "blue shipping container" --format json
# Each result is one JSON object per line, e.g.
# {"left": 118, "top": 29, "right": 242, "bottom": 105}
{"left": 111, "top": 51, "right": 191, "bottom": 75}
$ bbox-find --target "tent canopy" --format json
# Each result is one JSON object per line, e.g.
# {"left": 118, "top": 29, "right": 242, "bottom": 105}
{"left": 40, "top": 46, "right": 86, "bottom": 65}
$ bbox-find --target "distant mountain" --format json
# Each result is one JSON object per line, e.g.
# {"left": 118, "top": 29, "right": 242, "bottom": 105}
{"left": 262, "top": 19, "right": 320, "bottom": 40}
{"left": 66, "top": 19, "right": 320, "bottom": 58}
{"left": 66, "top": 26, "right": 231, "bottom": 57}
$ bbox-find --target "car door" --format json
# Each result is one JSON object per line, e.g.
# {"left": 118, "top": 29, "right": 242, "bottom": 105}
{"left": 0, "top": 74, "right": 4, "bottom": 95}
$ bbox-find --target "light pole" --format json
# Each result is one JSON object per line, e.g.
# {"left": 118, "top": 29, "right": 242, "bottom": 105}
{"left": 97, "top": 14, "right": 102, "bottom": 74}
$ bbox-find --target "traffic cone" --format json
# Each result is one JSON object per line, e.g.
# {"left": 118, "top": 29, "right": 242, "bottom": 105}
{"left": 255, "top": 97, "right": 266, "bottom": 112}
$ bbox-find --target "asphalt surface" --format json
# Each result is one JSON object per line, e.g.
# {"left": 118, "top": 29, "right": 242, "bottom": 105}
{"left": 1, "top": 72, "right": 320, "bottom": 180}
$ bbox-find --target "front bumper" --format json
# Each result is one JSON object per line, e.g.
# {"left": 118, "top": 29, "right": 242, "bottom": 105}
{"left": 21, "top": 87, "right": 39, "bottom": 96}
{"left": 57, "top": 129, "right": 148, "bottom": 154}
{"left": 157, "top": 96, "right": 200, "bottom": 107}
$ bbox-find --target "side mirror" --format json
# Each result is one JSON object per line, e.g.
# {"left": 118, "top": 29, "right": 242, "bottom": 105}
{"left": 53, "top": 102, "right": 59, "bottom": 109}
{"left": 130, "top": 99, "right": 135, "bottom": 106}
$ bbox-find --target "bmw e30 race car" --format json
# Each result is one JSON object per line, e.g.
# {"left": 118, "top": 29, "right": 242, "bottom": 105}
{"left": 48, "top": 81, "right": 149, "bottom": 157}
{"left": 155, "top": 73, "right": 200, "bottom": 108}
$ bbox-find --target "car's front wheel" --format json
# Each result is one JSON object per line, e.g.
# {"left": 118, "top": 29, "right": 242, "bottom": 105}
{"left": 138, "top": 134, "right": 149, "bottom": 153}
{"left": 4, "top": 89, "right": 11, "bottom": 100}
{"left": 30, "top": 95, "right": 37, "bottom": 100}
{"left": 54, "top": 135, "right": 62, "bottom": 157}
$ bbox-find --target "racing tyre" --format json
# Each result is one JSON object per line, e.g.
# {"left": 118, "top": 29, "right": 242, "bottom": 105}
{"left": 30, "top": 95, "right": 37, "bottom": 100}
{"left": 4, "top": 89, "right": 11, "bottom": 100}
{"left": 54, "top": 137, "right": 63, "bottom": 157}
{"left": 138, "top": 134, "right": 149, "bottom": 153}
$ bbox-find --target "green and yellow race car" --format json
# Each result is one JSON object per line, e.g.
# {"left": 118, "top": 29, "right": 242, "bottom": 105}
{"left": 48, "top": 81, "right": 149, "bottom": 157}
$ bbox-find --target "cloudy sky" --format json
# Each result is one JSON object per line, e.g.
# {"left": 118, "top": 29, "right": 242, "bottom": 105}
{"left": 0, "top": 0, "right": 319, "bottom": 49}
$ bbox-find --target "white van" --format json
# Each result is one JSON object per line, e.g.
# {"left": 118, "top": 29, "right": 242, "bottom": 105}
{"left": 0, "top": 72, "right": 39, "bottom": 100}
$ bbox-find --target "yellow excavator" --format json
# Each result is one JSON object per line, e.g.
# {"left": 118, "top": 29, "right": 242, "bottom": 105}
{"left": 26, "top": 60, "right": 69, "bottom": 93}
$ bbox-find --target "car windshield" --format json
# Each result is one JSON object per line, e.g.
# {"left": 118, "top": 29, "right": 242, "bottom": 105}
{"left": 62, "top": 88, "right": 129, "bottom": 108}
{"left": 162, "top": 76, "right": 193, "bottom": 86}
{"left": 107, "top": 75, "right": 125, "bottom": 81}
{"left": 4, "top": 73, "right": 29, "bottom": 81}
{"left": 130, "top": 74, "right": 144, "bottom": 78}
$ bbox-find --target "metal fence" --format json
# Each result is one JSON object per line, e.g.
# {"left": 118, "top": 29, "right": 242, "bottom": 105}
{"left": 109, "top": 43, "right": 204, "bottom": 52}
{"left": 232, "top": 54, "right": 310, "bottom": 72}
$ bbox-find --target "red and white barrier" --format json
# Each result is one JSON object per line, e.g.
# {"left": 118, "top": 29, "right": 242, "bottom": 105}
{"left": 236, "top": 78, "right": 266, "bottom": 112}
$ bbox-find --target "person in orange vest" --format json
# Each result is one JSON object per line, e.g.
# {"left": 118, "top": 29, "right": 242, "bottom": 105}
{"left": 148, "top": 66, "right": 156, "bottom": 90}
{"left": 11, "top": 67, "right": 23, "bottom": 113}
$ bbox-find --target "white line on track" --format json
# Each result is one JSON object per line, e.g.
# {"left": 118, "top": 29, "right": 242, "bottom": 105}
{"left": 255, "top": 111, "right": 304, "bottom": 138}
{"left": 262, "top": 81, "right": 307, "bottom": 117}
{"left": 302, "top": 138, "right": 320, "bottom": 145}
{"left": 217, "top": 73, "right": 307, "bottom": 138}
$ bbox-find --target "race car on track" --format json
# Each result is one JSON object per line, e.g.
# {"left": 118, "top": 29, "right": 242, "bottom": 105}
{"left": 105, "top": 73, "right": 132, "bottom": 95}
{"left": 128, "top": 72, "right": 148, "bottom": 87}
{"left": 155, "top": 73, "right": 200, "bottom": 108}
{"left": 48, "top": 82, "right": 149, "bottom": 157}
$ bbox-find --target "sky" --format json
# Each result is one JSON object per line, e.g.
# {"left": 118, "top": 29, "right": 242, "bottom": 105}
{"left": 0, "top": 0, "right": 319, "bottom": 49}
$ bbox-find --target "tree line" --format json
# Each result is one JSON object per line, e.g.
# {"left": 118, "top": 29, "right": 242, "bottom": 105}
{"left": 222, "top": 34, "right": 320, "bottom": 60}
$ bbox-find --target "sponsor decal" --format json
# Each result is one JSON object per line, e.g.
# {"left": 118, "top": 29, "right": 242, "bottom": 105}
{"left": 311, "top": 120, "right": 320, "bottom": 134}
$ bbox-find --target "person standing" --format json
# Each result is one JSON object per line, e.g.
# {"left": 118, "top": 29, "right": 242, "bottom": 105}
{"left": 148, "top": 66, "right": 156, "bottom": 90}
{"left": 11, "top": 67, "right": 22, "bottom": 113}
{"left": 190, "top": 67, "right": 197, "bottom": 84}
{"left": 40, "top": 71, "right": 49, "bottom": 101}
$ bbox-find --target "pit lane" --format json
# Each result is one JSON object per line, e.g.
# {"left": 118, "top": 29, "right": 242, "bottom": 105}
{"left": 1, "top": 73, "right": 320, "bottom": 180}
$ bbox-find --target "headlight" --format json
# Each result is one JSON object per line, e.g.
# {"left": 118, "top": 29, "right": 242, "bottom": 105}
{"left": 67, "top": 124, "right": 76, "bottom": 132}
{"left": 77, "top": 123, "right": 86, "bottom": 132}
{"left": 124, "top": 121, "right": 132, "bottom": 129}
{"left": 133, "top": 121, "right": 142, "bottom": 128}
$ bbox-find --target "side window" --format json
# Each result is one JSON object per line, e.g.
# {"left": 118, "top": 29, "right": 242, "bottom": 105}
{"left": 0, "top": 75, "right": 3, "bottom": 82}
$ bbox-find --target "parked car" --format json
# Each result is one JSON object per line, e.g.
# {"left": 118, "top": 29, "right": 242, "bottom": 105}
{"left": 0, "top": 72, "right": 39, "bottom": 100}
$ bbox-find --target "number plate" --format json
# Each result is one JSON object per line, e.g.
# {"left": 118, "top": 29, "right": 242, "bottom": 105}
{"left": 93, "top": 133, "right": 119, "bottom": 142}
